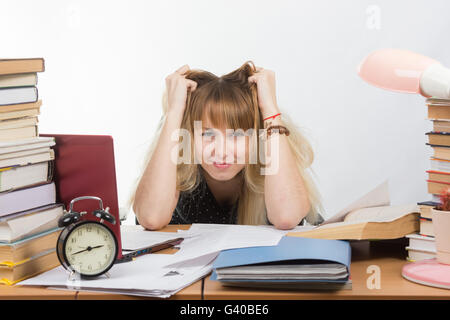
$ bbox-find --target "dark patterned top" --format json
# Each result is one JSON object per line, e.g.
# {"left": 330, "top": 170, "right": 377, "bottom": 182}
{"left": 134, "top": 170, "right": 239, "bottom": 226}
{"left": 170, "top": 172, "right": 239, "bottom": 224}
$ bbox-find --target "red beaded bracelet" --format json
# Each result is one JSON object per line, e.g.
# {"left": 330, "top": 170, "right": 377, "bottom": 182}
{"left": 263, "top": 112, "right": 281, "bottom": 122}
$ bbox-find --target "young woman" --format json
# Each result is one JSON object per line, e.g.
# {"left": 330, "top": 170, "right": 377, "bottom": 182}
{"left": 129, "top": 61, "right": 324, "bottom": 230}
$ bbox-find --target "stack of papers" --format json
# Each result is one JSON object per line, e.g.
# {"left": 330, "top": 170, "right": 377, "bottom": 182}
{"left": 19, "top": 224, "right": 311, "bottom": 298}
{"left": 23, "top": 252, "right": 216, "bottom": 298}
{"left": 215, "top": 263, "right": 349, "bottom": 281}
{"left": 210, "top": 236, "right": 352, "bottom": 290}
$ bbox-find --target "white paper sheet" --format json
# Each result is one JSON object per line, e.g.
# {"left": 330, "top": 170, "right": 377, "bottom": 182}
{"left": 164, "top": 223, "right": 314, "bottom": 267}
{"left": 184, "top": 223, "right": 313, "bottom": 234}
{"left": 120, "top": 225, "right": 191, "bottom": 250}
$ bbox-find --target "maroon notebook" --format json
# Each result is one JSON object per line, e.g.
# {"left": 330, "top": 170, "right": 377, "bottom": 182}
{"left": 40, "top": 134, "right": 123, "bottom": 260}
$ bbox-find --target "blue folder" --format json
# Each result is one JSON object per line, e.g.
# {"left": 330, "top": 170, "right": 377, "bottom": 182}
{"left": 210, "top": 236, "right": 351, "bottom": 286}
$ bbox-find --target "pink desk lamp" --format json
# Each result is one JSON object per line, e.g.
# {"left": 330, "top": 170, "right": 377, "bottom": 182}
{"left": 358, "top": 48, "right": 450, "bottom": 99}
{"left": 358, "top": 48, "right": 450, "bottom": 290}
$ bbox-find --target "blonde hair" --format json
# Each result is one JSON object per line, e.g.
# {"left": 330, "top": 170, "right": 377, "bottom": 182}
{"left": 127, "top": 61, "right": 324, "bottom": 225}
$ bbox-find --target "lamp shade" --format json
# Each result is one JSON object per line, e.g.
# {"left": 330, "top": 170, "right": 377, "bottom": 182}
{"left": 357, "top": 48, "right": 439, "bottom": 97}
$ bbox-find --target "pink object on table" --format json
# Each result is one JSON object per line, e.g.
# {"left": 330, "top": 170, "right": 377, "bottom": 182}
{"left": 402, "top": 258, "right": 450, "bottom": 290}
{"left": 357, "top": 48, "right": 450, "bottom": 99}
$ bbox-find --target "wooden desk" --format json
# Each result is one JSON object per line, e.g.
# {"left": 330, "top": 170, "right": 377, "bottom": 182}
{"left": 3, "top": 225, "right": 450, "bottom": 299}
{"left": 0, "top": 285, "right": 77, "bottom": 300}
{"left": 203, "top": 240, "right": 450, "bottom": 300}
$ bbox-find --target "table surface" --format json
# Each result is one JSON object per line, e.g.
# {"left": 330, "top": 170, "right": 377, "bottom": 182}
{"left": 203, "top": 240, "right": 450, "bottom": 300}
{"left": 2, "top": 225, "right": 450, "bottom": 300}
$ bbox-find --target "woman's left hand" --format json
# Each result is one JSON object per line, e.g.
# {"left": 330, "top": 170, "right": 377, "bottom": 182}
{"left": 248, "top": 66, "right": 280, "bottom": 118}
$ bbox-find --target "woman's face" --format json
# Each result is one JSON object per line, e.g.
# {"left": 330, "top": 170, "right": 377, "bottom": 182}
{"left": 194, "top": 117, "right": 249, "bottom": 181}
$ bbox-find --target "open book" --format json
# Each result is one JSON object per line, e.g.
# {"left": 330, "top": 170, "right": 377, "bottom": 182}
{"left": 287, "top": 180, "right": 420, "bottom": 240}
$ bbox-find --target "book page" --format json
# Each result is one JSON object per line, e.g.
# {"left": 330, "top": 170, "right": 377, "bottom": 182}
{"left": 343, "top": 203, "right": 419, "bottom": 223}
{"left": 322, "top": 180, "right": 390, "bottom": 225}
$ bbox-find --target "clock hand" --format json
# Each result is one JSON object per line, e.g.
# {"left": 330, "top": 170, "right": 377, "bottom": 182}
{"left": 72, "top": 248, "right": 89, "bottom": 255}
{"left": 90, "top": 245, "right": 104, "bottom": 250}
{"left": 71, "top": 245, "right": 104, "bottom": 255}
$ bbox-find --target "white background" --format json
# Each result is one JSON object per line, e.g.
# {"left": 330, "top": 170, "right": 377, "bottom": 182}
{"left": 2, "top": 0, "right": 449, "bottom": 225}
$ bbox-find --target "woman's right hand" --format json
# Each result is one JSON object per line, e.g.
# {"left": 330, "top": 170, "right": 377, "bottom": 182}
{"left": 165, "top": 64, "right": 198, "bottom": 115}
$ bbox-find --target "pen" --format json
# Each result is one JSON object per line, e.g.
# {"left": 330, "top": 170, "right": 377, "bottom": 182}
{"left": 115, "top": 237, "right": 184, "bottom": 264}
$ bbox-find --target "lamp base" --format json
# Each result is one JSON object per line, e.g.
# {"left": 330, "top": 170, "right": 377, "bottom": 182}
{"left": 402, "top": 258, "right": 450, "bottom": 290}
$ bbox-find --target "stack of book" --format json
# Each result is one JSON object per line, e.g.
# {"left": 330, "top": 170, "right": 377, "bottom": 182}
{"left": 405, "top": 202, "right": 436, "bottom": 261}
{"left": 404, "top": 98, "right": 450, "bottom": 261}
{"left": 0, "top": 58, "right": 64, "bottom": 285}
{"left": 425, "top": 98, "right": 450, "bottom": 204}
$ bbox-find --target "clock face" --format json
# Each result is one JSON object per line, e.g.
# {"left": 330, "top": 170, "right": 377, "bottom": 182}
{"left": 63, "top": 222, "right": 117, "bottom": 277}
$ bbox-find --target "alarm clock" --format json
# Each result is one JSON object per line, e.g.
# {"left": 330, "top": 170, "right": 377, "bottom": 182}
{"left": 56, "top": 196, "right": 118, "bottom": 279}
